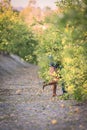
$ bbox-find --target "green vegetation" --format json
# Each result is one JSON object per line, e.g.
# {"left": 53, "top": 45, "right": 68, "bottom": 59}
{"left": 0, "top": 0, "right": 38, "bottom": 64}
{"left": 0, "top": 0, "right": 87, "bottom": 101}
{"left": 36, "top": 0, "right": 87, "bottom": 101}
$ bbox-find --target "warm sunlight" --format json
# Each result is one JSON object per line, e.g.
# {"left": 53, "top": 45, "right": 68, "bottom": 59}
{"left": 11, "top": 0, "right": 56, "bottom": 9}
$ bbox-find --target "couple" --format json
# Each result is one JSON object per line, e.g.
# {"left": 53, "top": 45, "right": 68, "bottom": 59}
{"left": 43, "top": 62, "right": 67, "bottom": 97}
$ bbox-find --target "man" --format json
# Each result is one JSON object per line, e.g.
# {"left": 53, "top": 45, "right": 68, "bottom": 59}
{"left": 43, "top": 62, "right": 67, "bottom": 97}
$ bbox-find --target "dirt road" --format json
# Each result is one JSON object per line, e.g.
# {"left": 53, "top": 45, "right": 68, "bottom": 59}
{"left": 0, "top": 55, "right": 87, "bottom": 130}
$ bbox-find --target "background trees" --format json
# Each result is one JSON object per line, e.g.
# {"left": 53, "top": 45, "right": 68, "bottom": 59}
{"left": 0, "top": 0, "right": 38, "bottom": 64}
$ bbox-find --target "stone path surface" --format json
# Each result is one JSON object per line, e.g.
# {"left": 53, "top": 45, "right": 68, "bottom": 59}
{"left": 0, "top": 54, "right": 87, "bottom": 130}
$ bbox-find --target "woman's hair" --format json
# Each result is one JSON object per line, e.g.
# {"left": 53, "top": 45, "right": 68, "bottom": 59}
{"left": 54, "top": 63, "right": 59, "bottom": 68}
{"left": 49, "top": 62, "right": 55, "bottom": 67}
{"left": 49, "top": 61, "right": 62, "bottom": 69}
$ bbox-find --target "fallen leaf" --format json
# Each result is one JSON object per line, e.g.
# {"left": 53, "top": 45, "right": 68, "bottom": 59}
{"left": 69, "top": 106, "right": 72, "bottom": 110}
{"left": 51, "top": 119, "right": 57, "bottom": 125}
{"left": 60, "top": 104, "right": 65, "bottom": 108}
{"left": 15, "top": 89, "right": 22, "bottom": 95}
{"left": 74, "top": 107, "right": 80, "bottom": 113}
{"left": 79, "top": 125, "right": 84, "bottom": 128}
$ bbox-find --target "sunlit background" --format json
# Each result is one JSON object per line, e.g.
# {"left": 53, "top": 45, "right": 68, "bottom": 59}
{"left": 11, "top": 0, "right": 56, "bottom": 9}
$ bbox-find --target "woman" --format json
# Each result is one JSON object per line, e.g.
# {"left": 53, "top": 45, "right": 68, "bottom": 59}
{"left": 43, "top": 63, "right": 59, "bottom": 97}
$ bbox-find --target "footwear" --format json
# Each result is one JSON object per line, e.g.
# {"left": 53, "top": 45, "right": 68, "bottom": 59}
{"left": 43, "top": 82, "right": 46, "bottom": 90}
{"left": 63, "top": 90, "right": 67, "bottom": 94}
{"left": 52, "top": 94, "right": 57, "bottom": 97}
{"left": 43, "top": 84, "right": 45, "bottom": 90}
{"left": 62, "top": 86, "right": 67, "bottom": 94}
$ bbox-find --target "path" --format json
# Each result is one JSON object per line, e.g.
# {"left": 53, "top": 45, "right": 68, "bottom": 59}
{"left": 0, "top": 55, "right": 87, "bottom": 130}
